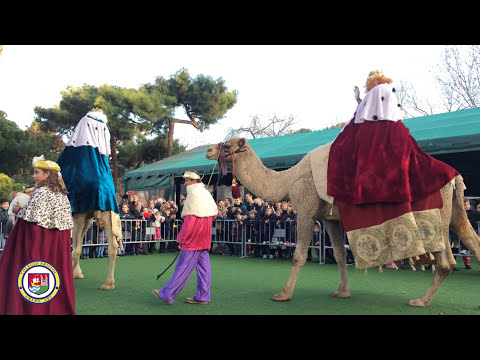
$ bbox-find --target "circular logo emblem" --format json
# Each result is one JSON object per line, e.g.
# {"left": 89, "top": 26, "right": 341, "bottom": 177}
{"left": 17, "top": 261, "right": 60, "bottom": 304}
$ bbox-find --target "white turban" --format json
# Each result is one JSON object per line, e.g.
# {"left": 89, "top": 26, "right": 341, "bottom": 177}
{"left": 183, "top": 171, "right": 201, "bottom": 180}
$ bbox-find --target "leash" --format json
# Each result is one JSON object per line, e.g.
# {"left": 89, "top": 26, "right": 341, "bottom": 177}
{"left": 156, "top": 251, "right": 180, "bottom": 280}
{"left": 207, "top": 161, "right": 217, "bottom": 187}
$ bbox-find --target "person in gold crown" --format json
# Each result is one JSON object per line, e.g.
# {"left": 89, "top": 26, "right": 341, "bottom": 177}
{"left": 153, "top": 170, "right": 217, "bottom": 305}
{"left": 0, "top": 155, "right": 76, "bottom": 315}
{"left": 326, "top": 71, "right": 459, "bottom": 268}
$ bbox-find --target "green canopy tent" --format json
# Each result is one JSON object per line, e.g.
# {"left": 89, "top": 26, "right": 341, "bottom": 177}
{"left": 124, "top": 107, "right": 480, "bottom": 196}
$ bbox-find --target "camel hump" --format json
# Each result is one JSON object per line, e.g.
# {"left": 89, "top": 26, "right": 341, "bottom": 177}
{"left": 309, "top": 142, "right": 334, "bottom": 204}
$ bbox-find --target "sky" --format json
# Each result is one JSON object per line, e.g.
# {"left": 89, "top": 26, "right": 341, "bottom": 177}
{"left": 0, "top": 45, "right": 449, "bottom": 150}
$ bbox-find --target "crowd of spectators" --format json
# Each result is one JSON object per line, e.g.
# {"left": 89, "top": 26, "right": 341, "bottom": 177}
{"left": 213, "top": 194, "right": 300, "bottom": 259}
{"left": 81, "top": 193, "right": 183, "bottom": 258}
{"left": 2, "top": 188, "right": 478, "bottom": 268}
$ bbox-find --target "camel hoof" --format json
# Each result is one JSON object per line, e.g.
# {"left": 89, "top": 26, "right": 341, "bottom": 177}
{"left": 331, "top": 290, "right": 350, "bottom": 298}
{"left": 272, "top": 292, "right": 291, "bottom": 301}
{"left": 99, "top": 283, "right": 115, "bottom": 290}
{"left": 73, "top": 273, "right": 84, "bottom": 279}
{"left": 408, "top": 298, "right": 428, "bottom": 307}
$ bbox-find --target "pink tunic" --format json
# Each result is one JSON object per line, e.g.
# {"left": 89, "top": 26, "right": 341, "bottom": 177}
{"left": 178, "top": 215, "right": 216, "bottom": 251}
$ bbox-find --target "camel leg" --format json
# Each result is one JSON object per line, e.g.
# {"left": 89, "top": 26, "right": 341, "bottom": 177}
{"left": 408, "top": 251, "right": 451, "bottom": 306}
{"left": 72, "top": 213, "right": 93, "bottom": 280}
{"left": 272, "top": 210, "right": 315, "bottom": 301}
{"left": 409, "top": 182, "right": 454, "bottom": 307}
{"left": 324, "top": 220, "right": 350, "bottom": 298}
{"left": 99, "top": 212, "right": 118, "bottom": 290}
{"left": 450, "top": 178, "right": 480, "bottom": 263}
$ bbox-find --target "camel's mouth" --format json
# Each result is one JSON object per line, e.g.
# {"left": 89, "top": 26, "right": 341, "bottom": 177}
{"left": 205, "top": 148, "right": 219, "bottom": 161}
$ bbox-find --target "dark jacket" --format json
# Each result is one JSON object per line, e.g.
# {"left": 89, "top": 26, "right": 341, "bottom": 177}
{"left": 0, "top": 209, "right": 8, "bottom": 236}
{"left": 466, "top": 207, "right": 480, "bottom": 232}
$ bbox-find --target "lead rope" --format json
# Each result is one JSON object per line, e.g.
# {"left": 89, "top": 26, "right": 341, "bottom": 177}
{"left": 207, "top": 161, "right": 217, "bottom": 187}
{"left": 230, "top": 149, "right": 236, "bottom": 179}
{"left": 156, "top": 252, "right": 180, "bottom": 280}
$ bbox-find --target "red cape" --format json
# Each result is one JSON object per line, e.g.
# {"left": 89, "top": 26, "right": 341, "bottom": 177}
{"left": 327, "top": 119, "right": 459, "bottom": 231}
{"left": 0, "top": 219, "right": 76, "bottom": 315}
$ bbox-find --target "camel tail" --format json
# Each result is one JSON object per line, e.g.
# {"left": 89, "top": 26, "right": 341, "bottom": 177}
{"left": 450, "top": 175, "right": 480, "bottom": 262}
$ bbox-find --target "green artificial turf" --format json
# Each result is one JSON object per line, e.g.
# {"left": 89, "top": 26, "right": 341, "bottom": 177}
{"left": 74, "top": 252, "right": 480, "bottom": 315}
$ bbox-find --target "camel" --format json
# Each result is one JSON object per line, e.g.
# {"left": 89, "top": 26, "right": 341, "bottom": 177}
{"left": 71, "top": 210, "right": 122, "bottom": 289}
{"left": 206, "top": 137, "right": 480, "bottom": 307}
{"left": 57, "top": 109, "right": 123, "bottom": 290}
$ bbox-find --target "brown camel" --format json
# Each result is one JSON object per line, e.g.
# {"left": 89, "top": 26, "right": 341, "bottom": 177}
{"left": 71, "top": 210, "right": 122, "bottom": 289}
{"left": 206, "top": 137, "right": 480, "bottom": 307}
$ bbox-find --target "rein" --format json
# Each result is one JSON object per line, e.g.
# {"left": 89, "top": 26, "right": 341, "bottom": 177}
{"left": 216, "top": 141, "right": 246, "bottom": 183}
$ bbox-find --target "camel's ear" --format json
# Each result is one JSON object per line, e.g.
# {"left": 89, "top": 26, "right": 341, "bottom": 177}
{"left": 238, "top": 138, "right": 246, "bottom": 148}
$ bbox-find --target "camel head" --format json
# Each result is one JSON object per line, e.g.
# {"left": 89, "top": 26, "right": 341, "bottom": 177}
{"left": 205, "top": 137, "right": 248, "bottom": 163}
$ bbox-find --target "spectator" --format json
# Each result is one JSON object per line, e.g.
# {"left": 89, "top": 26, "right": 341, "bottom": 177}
{"left": 307, "top": 222, "right": 321, "bottom": 261}
{"left": 93, "top": 221, "right": 107, "bottom": 258}
{"left": 247, "top": 209, "right": 260, "bottom": 256}
{"left": 458, "top": 198, "right": 480, "bottom": 269}
{"left": 170, "top": 211, "right": 179, "bottom": 251}
{"left": 244, "top": 193, "right": 256, "bottom": 212}
{"left": 274, "top": 208, "right": 287, "bottom": 259}
{"left": 163, "top": 208, "right": 177, "bottom": 251}
{"left": 128, "top": 194, "right": 139, "bottom": 212}
{"left": 177, "top": 198, "right": 185, "bottom": 221}
{"left": 231, "top": 212, "right": 245, "bottom": 256}
{"left": 274, "top": 201, "right": 282, "bottom": 213}
{"left": 287, "top": 203, "right": 297, "bottom": 245}
{"left": 232, "top": 197, "right": 247, "bottom": 220}
{"left": 262, "top": 207, "right": 276, "bottom": 259}
{"left": 130, "top": 220, "right": 142, "bottom": 255}
{"left": 152, "top": 209, "right": 165, "bottom": 254}
{"left": 213, "top": 200, "right": 227, "bottom": 252}
{"left": 131, "top": 201, "right": 143, "bottom": 219}
{"left": 0, "top": 198, "right": 9, "bottom": 252}
{"left": 254, "top": 198, "right": 267, "bottom": 220}
{"left": 120, "top": 203, "right": 135, "bottom": 256}
{"left": 224, "top": 197, "right": 234, "bottom": 219}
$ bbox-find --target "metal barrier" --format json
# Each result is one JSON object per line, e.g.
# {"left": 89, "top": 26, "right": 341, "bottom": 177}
{"left": 2, "top": 217, "right": 479, "bottom": 262}
{"left": 78, "top": 218, "right": 183, "bottom": 257}
{"left": 211, "top": 218, "right": 324, "bottom": 263}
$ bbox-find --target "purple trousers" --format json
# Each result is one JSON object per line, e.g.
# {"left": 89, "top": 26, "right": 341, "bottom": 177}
{"left": 157, "top": 249, "right": 211, "bottom": 303}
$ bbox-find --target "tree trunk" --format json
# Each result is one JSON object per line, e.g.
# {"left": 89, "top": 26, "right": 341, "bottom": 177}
{"left": 110, "top": 135, "right": 119, "bottom": 195}
{"left": 167, "top": 120, "right": 175, "bottom": 158}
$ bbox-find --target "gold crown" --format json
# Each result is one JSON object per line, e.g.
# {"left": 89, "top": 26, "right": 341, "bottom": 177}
{"left": 365, "top": 70, "right": 392, "bottom": 92}
{"left": 32, "top": 155, "right": 60, "bottom": 172}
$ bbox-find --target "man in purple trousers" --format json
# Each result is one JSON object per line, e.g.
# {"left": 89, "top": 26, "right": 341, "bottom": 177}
{"left": 153, "top": 170, "right": 217, "bottom": 304}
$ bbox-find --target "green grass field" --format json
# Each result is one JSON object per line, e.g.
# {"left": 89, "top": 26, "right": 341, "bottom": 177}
{"left": 74, "top": 251, "right": 480, "bottom": 315}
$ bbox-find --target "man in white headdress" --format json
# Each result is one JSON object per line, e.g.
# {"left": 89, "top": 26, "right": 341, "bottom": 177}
{"left": 153, "top": 170, "right": 217, "bottom": 304}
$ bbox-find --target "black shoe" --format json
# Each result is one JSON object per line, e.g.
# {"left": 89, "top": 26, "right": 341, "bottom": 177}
{"left": 465, "top": 265, "right": 472, "bottom": 270}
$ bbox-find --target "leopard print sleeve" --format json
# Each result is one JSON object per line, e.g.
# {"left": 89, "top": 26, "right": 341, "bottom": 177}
{"left": 17, "top": 186, "right": 73, "bottom": 230}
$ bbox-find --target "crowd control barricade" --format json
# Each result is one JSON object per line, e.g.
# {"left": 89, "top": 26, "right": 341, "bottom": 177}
{"left": 78, "top": 218, "right": 183, "bottom": 254}
{"left": 211, "top": 217, "right": 322, "bottom": 263}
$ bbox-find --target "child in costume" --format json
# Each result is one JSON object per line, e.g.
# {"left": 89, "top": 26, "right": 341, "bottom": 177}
{"left": 0, "top": 156, "right": 75, "bottom": 315}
